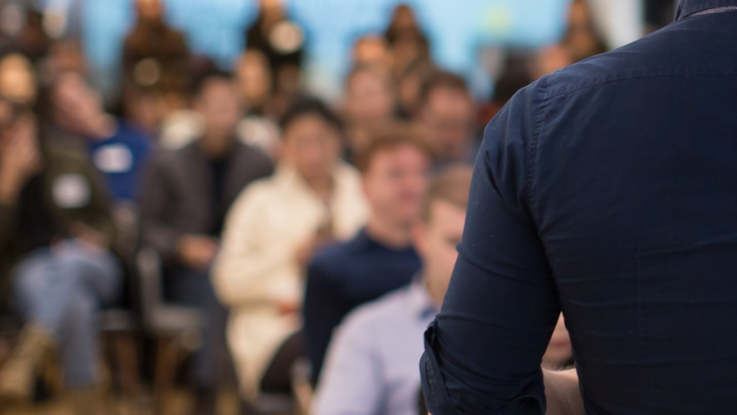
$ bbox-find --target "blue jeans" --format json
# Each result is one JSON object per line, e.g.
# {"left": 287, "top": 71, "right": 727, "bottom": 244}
{"left": 12, "top": 240, "right": 122, "bottom": 388}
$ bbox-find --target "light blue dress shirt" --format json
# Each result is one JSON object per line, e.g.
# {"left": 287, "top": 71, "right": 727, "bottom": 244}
{"left": 312, "top": 279, "right": 438, "bottom": 415}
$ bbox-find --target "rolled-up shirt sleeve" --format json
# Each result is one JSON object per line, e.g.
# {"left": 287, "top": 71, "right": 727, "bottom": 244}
{"left": 420, "top": 77, "right": 561, "bottom": 415}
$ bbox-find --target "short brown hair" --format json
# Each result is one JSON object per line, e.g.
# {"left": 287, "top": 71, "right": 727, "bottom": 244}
{"left": 419, "top": 70, "right": 469, "bottom": 106}
{"left": 421, "top": 165, "right": 474, "bottom": 222}
{"left": 354, "top": 122, "right": 437, "bottom": 172}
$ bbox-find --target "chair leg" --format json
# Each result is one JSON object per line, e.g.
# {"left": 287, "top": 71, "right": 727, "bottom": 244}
{"left": 113, "top": 333, "right": 141, "bottom": 400}
{"left": 155, "top": 337, "right": 179, "bottom": 415}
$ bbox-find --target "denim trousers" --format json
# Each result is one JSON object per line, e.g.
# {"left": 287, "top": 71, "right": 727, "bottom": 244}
{"left": 12, "top": 240, "right": 122, "bottom": 388}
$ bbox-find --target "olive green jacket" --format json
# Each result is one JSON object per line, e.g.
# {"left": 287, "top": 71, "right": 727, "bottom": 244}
{"left": 0, "top": 148, "right": 117, "bottom": 307}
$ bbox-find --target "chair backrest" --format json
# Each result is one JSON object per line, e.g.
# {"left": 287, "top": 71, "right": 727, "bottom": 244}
{"left": 135, "top": 247, "right": 163, "bottom": 332}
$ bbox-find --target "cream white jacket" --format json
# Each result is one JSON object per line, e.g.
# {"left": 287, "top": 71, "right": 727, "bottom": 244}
{"left": 212, "top": 161, "right": 369, "bottom": 400}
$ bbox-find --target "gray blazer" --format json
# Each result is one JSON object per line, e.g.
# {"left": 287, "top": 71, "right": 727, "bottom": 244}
{"left": 139, "top": 141, "right": 273, "bottom": 263}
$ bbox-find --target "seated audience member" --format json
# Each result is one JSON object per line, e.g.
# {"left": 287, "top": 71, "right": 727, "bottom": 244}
{"left": 139, "top": 70, "right": 273, "bottom": 414}
{"left": 212, "top": 98, "right": 369, "bottom": 401}
{"left": 416, "top": 71, "right": 477, "bottom": 168}
{"left": 123, "top": 0, "right": 191, "bottom": 98}
{"left": 304, "top": 123, "right": 433, "bottom": 382}
{"left": 312, "top": 166, "right": 473, "bottom": 415}
{"left": 0, "top": 99, "right": 121, "bottom": 413}
{"left": 43, "top": 71, "right": 152, "bottom": 204}
{"left": 342, "top": 64, "right": 397, "bottom": 161}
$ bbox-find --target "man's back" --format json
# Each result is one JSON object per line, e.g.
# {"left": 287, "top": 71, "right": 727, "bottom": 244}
{"left": 422, "top": 5, "right": 737, "bottom": 415}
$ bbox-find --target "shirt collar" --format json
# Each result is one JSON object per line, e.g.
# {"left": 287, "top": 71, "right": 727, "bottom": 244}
{"left": 407, "top": 276, "right": 440, "bottom": 321}
{"left": 676, "top": 0, "right": 737, "bottom": 20}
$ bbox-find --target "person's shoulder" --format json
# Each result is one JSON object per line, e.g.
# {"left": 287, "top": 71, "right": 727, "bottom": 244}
{"left": 340, "top": 287, "right": 412, "bottom": 335}
{"left": 233, "top": 142, "right": 274, "bottom": 170}
{"left": 543, "top": 22, "right": 714, "bottom": 100}
{"left": 230, "top": 171, "right": 282, "bottom": 210}
{"left": 309, "top": 238, "right": 360, "bottom": 279}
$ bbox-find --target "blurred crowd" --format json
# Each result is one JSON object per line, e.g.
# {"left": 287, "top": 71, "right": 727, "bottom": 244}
{"left": 0, "top": 0, "right": 610, "bottom": 414}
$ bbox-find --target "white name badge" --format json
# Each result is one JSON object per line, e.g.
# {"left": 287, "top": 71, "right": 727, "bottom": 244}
{"left": 93, "top": 144, "right": 134, "bottom": 173}
{"left": 53, "top": 174, "right": 91, "bottom": 209}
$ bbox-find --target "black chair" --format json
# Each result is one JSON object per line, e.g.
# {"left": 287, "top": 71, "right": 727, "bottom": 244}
{"left": 135, "top": 247, "right": 206, "bottom": 415}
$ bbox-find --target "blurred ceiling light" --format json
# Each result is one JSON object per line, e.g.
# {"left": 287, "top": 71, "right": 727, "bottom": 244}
{"left": 0, "top": 4, "right": 25, "bottom": 37}
{"left": 269, "top": 21, "right": 304, "bottom": 54}
{"left": 133, "top": 58, "right": 162, "bottom": 86}
{"left": 43, "top": 7, "right": 68, "bottom": 39}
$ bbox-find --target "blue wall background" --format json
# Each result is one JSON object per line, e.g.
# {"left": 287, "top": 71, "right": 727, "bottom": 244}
{"left": 81, "top": 0, "right": 571, "bottom": 99}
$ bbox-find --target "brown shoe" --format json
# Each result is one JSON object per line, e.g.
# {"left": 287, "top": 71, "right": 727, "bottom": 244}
{"left": 0, "top": 323, "right": 55, "bottom": 402}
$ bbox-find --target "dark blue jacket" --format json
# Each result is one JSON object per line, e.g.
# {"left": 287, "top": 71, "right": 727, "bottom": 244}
{"left": 422, "top": 2, "right": 737, "bottom": 414}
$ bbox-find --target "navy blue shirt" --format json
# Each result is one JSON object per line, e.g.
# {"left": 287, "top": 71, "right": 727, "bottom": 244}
{"left": 304, "top": 228, "right": 421, "bottom": 381}
{"left": 422, "top": 2, "right": 737, "bottom": 414}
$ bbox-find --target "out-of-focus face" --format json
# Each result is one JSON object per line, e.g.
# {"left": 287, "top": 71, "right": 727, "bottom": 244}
{"left": 346, "top": 70, "right": 394, "bottom": 125}
{"left": 0, "top": 54, "right": 37, "bottom": 106}
{"left": 414, "top": 200, "right": 466, "bottom": 304}
{"left": 137, "top": 0, "right": 162, "bottom": 21}
{"left": 352, "top": 37, "right": 390, "bottom": 67}
{"left": 568, "top": 1, "right": 592, "bottom": 32}
{"left": 281, "top": 114, "right": 342, "bottom": 183}
{"left": 52, "top": 72, "right": 104, "bottom": 135}
{"left": 124, "top": 89, "right": 166, "bottom": 135}
{"left": 363, "top": 144, "right": 430, "bottom": 226}
{"left": 194, "top": 77, "right": 242, "bottom": 141}
{"left": 533, "top": 45, "right": 572, "bottom": 79}
{"left": 236, "top": 52, "right": 272, "bottom": 109}
{"left": 542, "top": 314, "right": 573, "bottom": 368}
{"left": 392, "top": 5, "right": 417, "bottom": 30}
{"left": 420, "top": 87, "right": 474, "bottom": 159}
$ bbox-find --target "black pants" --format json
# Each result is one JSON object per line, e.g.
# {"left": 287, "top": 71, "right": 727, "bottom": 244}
{"left": 260, "top": 330, "right": 306, "bottom": 394}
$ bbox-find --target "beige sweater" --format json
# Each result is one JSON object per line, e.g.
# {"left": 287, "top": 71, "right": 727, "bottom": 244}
{"left": 212, "top": 162, "right": 369, "bottom": 400}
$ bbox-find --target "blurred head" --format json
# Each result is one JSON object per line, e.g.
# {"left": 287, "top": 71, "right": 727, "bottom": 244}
{"left": 236, "top": 50, "right": 273, "bottom": 112}
{"left": 417, "top": 72, "right": 474, "bottom": 161}
{"left": 563, "top": 0, "right": 607, "bottom": 62}
{"left": 397, "top": 61, "right": 434, "bottom": 118}
{"left": 542, "top": 314, "right": 573, "bottom": 368}
{"left": 0, "top": 99, "right": 38, "bottom": 156}
{"left": 344, "top": 64, "right": 395, "bottom": 126}
{"left": 568, "top": 0, "right": 595, "bottom": 32}
{"left": 47, "top": 71, "right": 105, "bottom": 135}
{"left": 352, "top": 35, "right": 390, "bottom": 67}
{"left": 193, "top": 70, "right": 242, "bottom": 148}
{"left": 355, "top": 123, "right": 434, "bottom": 227}
{"left": 137, "top": 0, "right": 163, "bottom": 21}
{"left": 120, "top": 84, "right": 166, "bottom": 135}
{"left": 532, "top": 45, "right": 572, "bottom": 80}
{"left": 46, "top": 41, "right": 88, "bottom": 78}
{"left": 0, "top": 53, "right": 37, "bottom": 106}
{"left": 413, "top": 166, "right": 473, "bottom": 305}
{"left": 389, "top": 4, "right": 419, "bottom": 32}
{"left": 279, "top": 98, "right": 343, "bottom": 183}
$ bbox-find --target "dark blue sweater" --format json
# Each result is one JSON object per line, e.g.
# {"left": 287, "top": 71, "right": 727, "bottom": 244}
{"left": 304, "top": 228, "right": 421, "bottom": 381}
